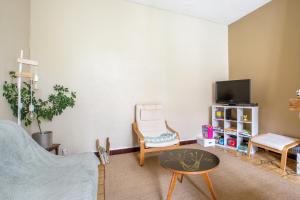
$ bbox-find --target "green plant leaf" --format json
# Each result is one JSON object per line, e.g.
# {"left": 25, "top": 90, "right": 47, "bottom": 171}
{"left": 2, "top": 72, "right": 77, "bottom": 132}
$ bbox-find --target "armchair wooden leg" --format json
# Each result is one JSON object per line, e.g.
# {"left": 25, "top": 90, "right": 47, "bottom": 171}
{"left": 139, "top": 141, "right": 145, "bottom": 166}
{"left": 247, "top": 141, "right": 253, "bottom": 159}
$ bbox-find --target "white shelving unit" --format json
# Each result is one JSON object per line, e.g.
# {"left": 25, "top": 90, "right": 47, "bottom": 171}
{"left": 212, "top": 105, "right": 258, "bottom": 153}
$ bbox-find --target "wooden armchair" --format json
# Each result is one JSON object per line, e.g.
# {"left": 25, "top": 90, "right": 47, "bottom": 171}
{"left": 132, "top": 104, "right": 180, "bottom": 166}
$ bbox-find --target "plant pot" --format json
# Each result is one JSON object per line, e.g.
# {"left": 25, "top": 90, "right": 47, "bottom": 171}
{"left": 32, "top": 131, "right": 53, "bottom": 149}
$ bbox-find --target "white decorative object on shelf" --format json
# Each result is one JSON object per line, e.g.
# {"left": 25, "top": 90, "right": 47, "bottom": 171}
{"left": 211, "top": 105, "right": 259, "bottom": 153}
{"left": 296, "top": 89, "right": 300, "bottom": 97}
{"left": 296, "top": 89, "right": 300, "bottom": 118}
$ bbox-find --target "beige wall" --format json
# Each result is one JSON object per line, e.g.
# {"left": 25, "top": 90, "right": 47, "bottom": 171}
{"left": 0, "top": 0, "right": 30, "bottom": 120}
{"left": 229, "top": 0, "right": 300, "bottom": 137}
{"left": 30, "top": 0, "right": 228, "bottom": 152}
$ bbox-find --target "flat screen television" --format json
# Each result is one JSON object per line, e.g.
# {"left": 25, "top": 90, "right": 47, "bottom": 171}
{"left": 216, "top": 79, "right": 251, "bottom": 105}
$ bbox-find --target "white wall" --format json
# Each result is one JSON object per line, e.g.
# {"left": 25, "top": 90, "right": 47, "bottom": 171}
{"left": 0, "top": 0, "right": 30, "bottom": 121}
{"left": 30, "top": 0, "right": 228, "bottom": 153}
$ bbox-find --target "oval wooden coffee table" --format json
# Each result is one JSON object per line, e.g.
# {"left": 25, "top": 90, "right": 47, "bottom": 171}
{"left": 159, "top": 148, "right": 220, "bottom": 200}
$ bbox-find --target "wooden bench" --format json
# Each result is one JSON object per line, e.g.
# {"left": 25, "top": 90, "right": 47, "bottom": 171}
{"left": 248, "top": 133, "right": 299, "bottom": 174}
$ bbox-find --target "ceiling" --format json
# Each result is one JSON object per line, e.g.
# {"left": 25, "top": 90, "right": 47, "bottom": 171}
{"left": 126, "top": 0, "right": 271, "bottom": 25}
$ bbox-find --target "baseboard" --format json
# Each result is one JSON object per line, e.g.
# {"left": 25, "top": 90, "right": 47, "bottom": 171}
{"left": 95, "top": 141, "right": 298, "bottom": 160}
{"left": 102, "top": 139, "right": 197, "bottom": 156}
{"left": 180, "top": 139, "right": 197, "bottom": 145}
{"left": 110, "top": 147, "right": 140, "bottom": 155}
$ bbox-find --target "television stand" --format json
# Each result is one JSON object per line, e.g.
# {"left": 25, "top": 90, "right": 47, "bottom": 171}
{"left": 222, "top": 103, "right": 258, "bottom": 107}
{"left": 238, "top": 103, "right": 258, "bottom": 107}
{"left": 226, "top": 103, "right": 237, "bottom": 106}
{"left": 212, "top": 105, "right": 258, "bottom": 153}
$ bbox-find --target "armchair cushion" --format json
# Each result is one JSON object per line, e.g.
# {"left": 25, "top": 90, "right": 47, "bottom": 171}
{"left": 140, "top": 109, "right": 163, "bottom": 121}
{"left": 136, "top": 104, "right": 167, "bottom": 136}
{"left": 145, "top": 139, "right": 180, "bottom": 148}
{"left": 144, "top": 133, "right": 177, "bottom": 143}
{"left": 144, "top": 133, "right": 179, "bottom": 148}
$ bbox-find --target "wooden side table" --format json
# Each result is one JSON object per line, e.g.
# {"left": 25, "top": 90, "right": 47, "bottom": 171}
{"left": 46, "top": 144, "right": 60, "bottom": 155}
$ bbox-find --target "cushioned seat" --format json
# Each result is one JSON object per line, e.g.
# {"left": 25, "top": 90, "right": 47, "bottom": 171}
{"left": 132, "top": 104, "right": 180, "bottom": 166}
{"left": 248, "top": 132, "right": 299, "bottom": 174}
{"left": 145, "top": 138, "right": 180, "bottom": 148}
{"left": 251, "top": 133, "right": 298, "bottom": 151}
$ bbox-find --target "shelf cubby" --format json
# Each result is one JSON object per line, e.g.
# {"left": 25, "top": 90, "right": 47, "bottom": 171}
{"left": 224, "top": 120, "right": 237, "bottom": 131}
{"left": 237, "top": 136, "right": 250, "bottom": 153}
{"left": 212, "top": 119, "right": 224, "bottom": 131}
{"left": 212, "top": 106, "right": 224, "bottom": 120}
{"left": 240, "top": 108, "right": 252, "bottom": 122}
{"left": 215, "top": 133, "right": 225, "bottom": 146}
{"left": 226, "top": 134, "right": 237, "bottom": 148}
{"left": 225, "top": 108, "right": 237, "bottom": 121}
{"left": 212, "top": 105, "right": 258, "bottom": 153}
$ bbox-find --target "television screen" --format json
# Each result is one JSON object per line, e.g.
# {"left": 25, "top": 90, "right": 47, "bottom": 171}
{"left": 216, "top": 79, "right": 250, "bottom": 104}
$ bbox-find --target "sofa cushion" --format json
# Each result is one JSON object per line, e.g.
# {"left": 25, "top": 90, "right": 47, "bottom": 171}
{"left": 0, "top": 120, "right": 99, "bottom": 200}
{"left": 252, "top": 133, "right": 298, "bottom": 151}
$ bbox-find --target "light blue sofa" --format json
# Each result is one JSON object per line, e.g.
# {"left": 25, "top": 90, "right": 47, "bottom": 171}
{"left": 0, "top": 120, "right": 99, "bottom": 200}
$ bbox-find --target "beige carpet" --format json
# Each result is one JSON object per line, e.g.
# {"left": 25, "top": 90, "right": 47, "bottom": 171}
{"left": 106, "top": 144, "right": 300, "bottom": 200}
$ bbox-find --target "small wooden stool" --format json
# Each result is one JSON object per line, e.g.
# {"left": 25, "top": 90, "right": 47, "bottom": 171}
{"left": 248, "top": 133, "right": 299, "bottom": 174}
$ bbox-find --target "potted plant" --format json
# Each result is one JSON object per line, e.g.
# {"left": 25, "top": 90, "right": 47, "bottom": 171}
{"left": 3, "top": 71, "right": 76, "bottom": 148}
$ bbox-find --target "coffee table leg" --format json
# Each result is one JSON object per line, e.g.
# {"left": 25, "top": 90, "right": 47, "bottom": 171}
{"left": 167, "top": 172, "right": 178, "bottom": 200}
{"left": 202, "top": 173, "right": 217, "bottom": 200}
{"left": 177, "top": 174, "right": 184, "bottom": 183}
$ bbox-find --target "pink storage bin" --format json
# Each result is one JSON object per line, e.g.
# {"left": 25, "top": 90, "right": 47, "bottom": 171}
{"left": 202, "top": 125, "right": 213, "bottom": 139}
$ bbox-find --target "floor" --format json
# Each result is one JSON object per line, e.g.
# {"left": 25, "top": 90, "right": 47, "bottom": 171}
{"left": 98, "top": 144, "right": 300, "bottom": 200}
{"left": 217, "top": 146, "right": 300, "bottom": 184}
